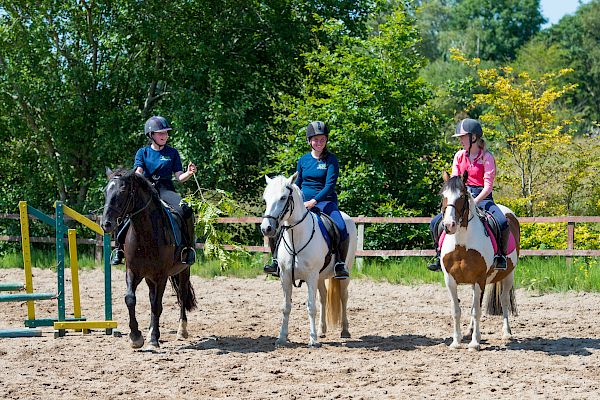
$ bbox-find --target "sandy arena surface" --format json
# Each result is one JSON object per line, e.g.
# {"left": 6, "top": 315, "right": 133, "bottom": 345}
{"left": 1, "top": 267, "right": 600, "bottom": 399}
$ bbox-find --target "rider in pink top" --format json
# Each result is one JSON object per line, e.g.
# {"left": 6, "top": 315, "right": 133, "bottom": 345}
{"left": 427, "top": 118, "right": 509, "bottom": 272}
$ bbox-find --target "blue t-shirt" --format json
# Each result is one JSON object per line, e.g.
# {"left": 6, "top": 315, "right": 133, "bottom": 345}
{"left": 296, "top": 152, "right": 339, "bottom": 203}
{"left": 133, "top": 145, "right": 183, "bottom": 183}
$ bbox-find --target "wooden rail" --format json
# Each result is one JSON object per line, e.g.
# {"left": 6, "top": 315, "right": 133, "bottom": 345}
{"left": 1, "top": 214, "right": 599, "bottom": 257}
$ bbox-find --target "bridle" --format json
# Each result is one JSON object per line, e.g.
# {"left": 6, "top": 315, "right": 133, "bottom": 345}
{"left": 262, "top": 186, "right": 295, "bottom": 231}
{"left": 442, "top": 190, "right": 472, "bottom": 228}
{"left": 262, "top": 184, "right": 317, "bottom": 288}
{"left": 104, "top": 177, "right": 152, "bottom": 224}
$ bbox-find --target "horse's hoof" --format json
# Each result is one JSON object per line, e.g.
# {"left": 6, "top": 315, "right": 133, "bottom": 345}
{"left": 449, "top": 341, "right": 461, "bottom": 349}
{"left": 319, "top": 333, "right": 326, "bottom": 338}
{"left": 468, "top": 343, "right": 481, "bottom": 351}
{"left": 144, "top": 342, "right": 160, "bottom": 352}
{"left": 341, "top": 330, "right": 351, "bottom": 339}
{"left": 177, "top": 321, "right": 188, "bottom": 340}
{"left": 275, "top": 338, "right": 288, "bottom": 347}
{"left": 129, "top": 334, "right": 144, "bottom": 349}
{"left": 502, "top": 333, "right": 513, "bottom": 340}
{"left": 308, "top": 341, "right": 322, "bottom": 348}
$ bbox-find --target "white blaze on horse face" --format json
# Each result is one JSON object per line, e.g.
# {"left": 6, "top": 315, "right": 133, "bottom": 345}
{"left": 261, "top": 176, "right": 289, "bottom": 236}
{"left": 442, "top": 187, "right": 461, "bottom": 234}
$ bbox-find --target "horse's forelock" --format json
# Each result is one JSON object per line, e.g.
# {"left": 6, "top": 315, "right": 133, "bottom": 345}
{"left": 441, "top": 175, "right": 465, "bottom": 197}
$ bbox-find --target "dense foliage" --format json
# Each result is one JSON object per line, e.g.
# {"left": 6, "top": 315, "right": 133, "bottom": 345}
{"left": 1, "top": 0, "right": 598, "bottom": 255}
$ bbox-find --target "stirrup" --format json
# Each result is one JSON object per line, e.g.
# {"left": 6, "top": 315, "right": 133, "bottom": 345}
{"left": 427, "top": 257, "right": 441, "bottom": 272}
{"left": 263, "top": 259, "right": 279, "bottom": 277}
{"left": 494, "top": 255, "right": 507, "bottom": 270}
{"left": 334, "top": 261, "right": 349, "bottom": 279}
{"left": 181, "top": 247, "right": 196, "bottom": 264}
{"left": 111, "top": 248, "right": 124, "bottom": 265}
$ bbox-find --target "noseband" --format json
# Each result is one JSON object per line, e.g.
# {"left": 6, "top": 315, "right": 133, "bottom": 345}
{"left": 262, "top": 186, "right": 295, "bottom": 229}
{"left": 105, "top": 177, "right": 152, "bottom": 222}
{"left": 442, "top": 192, "right": 471, "bottom": 227}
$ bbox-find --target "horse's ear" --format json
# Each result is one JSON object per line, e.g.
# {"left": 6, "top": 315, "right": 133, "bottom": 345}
{"left": 462, "top": 170, "right": 468, "bottom": 184}
{"left": 289, "top": 171, "right": 298, "bottom": 185}
{"left": 106, "top": 167, "right": 113, "bottom": 178}
{"left": 265, "top": 175, "right": 272, "bottom": 184}
{"left": 442, "top": 171, "right": 450, "bottom": 182}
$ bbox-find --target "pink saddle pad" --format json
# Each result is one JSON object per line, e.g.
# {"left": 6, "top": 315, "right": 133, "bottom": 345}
{"left": 439, "top": 224, "right": 516, "bottom": 254}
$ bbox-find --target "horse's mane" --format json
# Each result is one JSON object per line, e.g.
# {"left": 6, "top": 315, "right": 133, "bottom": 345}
{"left": 440, "top": 175, "right": 465, "bottom": 195}
{"left": 109, "top": 168, "right": 161, "bottom": 200}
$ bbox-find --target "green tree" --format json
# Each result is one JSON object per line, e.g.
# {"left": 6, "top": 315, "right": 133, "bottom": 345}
{"left": 271, "top": 4, "right": 441, "bottom": 249}
{"left": 545, "top": 0, "right": 600, "bottom": 134}
{"left": 453, "top": 51, "right": 578, "bottom": 216}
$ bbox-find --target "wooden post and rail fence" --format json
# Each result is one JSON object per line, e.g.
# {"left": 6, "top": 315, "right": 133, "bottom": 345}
{"left": 2, "top": 214, "right": 599, "bottom": 262}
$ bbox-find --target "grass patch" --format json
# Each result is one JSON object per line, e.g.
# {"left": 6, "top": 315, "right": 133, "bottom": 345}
{"left": 1, "top": 249, "right": 599, "bottom": 293}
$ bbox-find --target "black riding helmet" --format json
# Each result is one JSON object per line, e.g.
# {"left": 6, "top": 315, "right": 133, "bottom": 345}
{"left": 306, "top": 121, "right": 329, "bottom": 140}
{"left": 453, "top": 118, "right": 483, "bottom": 156}
{"left": 144, "top": 115, "right": 173, "bottom": 139}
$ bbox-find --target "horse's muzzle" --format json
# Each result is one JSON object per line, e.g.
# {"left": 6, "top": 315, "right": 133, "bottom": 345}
{"left": 260, "top": 219, "right": 276, "bottom": 237}
{"left": 101, "top": 218, "right": 115, "bottom": 233}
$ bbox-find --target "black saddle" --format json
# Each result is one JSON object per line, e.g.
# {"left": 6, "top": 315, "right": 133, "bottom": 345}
{"left": 312, "top": 208, "right": 340, "bottom": 252}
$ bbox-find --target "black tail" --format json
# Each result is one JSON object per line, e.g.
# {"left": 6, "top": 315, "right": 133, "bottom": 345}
{"left": 485, "top": 282, "right": 518, "bottom": 316}
{"left": 170, "top": 272, "right": 197, "bottom": 312}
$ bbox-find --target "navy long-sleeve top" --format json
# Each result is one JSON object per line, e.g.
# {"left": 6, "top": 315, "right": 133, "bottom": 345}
{"left": 295, "top": 152, "right": 339, "bottom": 204}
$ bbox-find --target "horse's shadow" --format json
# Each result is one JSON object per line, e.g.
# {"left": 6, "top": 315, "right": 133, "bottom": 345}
{"left": 337, "top": 334, "right": 440, "bottom": 351}
{"left": 178, "top": 335, "right": 303, "bottom": 354}
{"left": 490, "top": 336, "right": 600, "bottom": 356}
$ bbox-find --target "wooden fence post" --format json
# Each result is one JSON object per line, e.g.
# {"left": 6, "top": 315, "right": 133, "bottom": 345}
{"left": 567, "top": 221, "right": 575, "bottom": 268}
{"left": 356, "top": 217, "right": 365, "bottom": 271}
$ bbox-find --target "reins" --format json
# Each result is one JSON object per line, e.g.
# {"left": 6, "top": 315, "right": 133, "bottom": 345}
{"left": 263, "top": 185, "right": 319, "bottom": 288}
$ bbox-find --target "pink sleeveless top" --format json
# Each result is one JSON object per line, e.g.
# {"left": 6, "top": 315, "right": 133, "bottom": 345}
{"left": 451, "top": 149, "right": 496, "bottom": 191}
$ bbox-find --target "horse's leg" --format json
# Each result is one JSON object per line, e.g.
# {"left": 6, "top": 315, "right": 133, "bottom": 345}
{"left": 468, "top": 283, "right": 483, "bottom": 351}
{"left": 317, "top": 279, "right": 327, "bottom": 338}
{"left": 176, "top": 268, "right": 192, "bottom": 340}
{"left": 125, "top": 269, "right": 144, "bottom": 349}
{"left": 276, "top": 276, "right": 293, "bottom": 346}
{"left": 444, "top": 274, "right": 461, "bottom": 349}
{"left": 146, "top": 277, "right": 167, "bottom": 350}
{"left": 340, "top": 279, "right": 350, "bottom": 338}
{"left": 500, "top": 272, "right": 515, "bottom": 339}
{"left": 306, "top": 275, "right": 320, "bottom": 348}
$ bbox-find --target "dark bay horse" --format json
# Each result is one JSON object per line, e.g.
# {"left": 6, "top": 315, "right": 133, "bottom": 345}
{"left": 101, "top": 168, "right": 196, "bottom": 350}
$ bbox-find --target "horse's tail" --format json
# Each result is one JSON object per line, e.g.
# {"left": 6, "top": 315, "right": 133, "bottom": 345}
{"left": 325, "top": 278, "right": 342, "bottom": 328}
{"left": 485, "top": 281, "right": 518, "bottom": 316}
{"left": 170, "top": 272, "right": 197, "bottom": 312}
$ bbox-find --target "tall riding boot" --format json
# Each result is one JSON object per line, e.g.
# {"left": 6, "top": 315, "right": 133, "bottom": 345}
{"left": 111, "top": 242, "right": 125, "bottom": 265}
{"left": 494, "top": 225, "right": 510, "bottom": 270}
{"left": 181, "top": 205, "right": 196, "bottom": 265}
{"left": 263, "top": 236, "right": 279, "bottom": 277}
{"left": 427, "top": 219, "right": 442, "bottom": 272}
{"left": 334, "top": 237, "right": 350, "bottom": 279}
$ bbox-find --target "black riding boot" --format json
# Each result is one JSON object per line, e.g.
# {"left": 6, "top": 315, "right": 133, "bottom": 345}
{"left": 494, "top": 225, "right": 510, "bottom": 270}
{"left": 263, "top": 237, "right": 279, "bottom": 277}
{"left": 334, "top": 237, "right": 350, "bottom": 279}
{"left": 181, "top": 205, "right": 196, "bottom": 265}
{"left": 111, "top": 243, "right": 125, "bottom": 265}
{"left": 427, "top": 219, "right": 442, "bottom": 272}
{"left": 427, "top": 250, "right": 441, "bottom": 272}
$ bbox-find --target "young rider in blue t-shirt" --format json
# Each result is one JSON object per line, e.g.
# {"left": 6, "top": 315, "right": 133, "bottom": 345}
{"left": 111, "top": 115, "right": 197, "bottom": 265}
{"left": 263, "top": 121, "right": 350, "bottom": 279}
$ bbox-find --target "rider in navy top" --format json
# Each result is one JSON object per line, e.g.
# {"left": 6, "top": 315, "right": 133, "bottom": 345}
{"left": 111, "top": 115, "right": 197, "bottom": 265}
{"left": 263, "top": 121, "right": 350, "bottom": 279}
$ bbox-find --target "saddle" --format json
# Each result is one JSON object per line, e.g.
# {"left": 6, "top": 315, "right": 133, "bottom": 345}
{"left": 311, "top": 209, "right": 339, "bottom": 271}
{"left": 436, "top": 209, "right": 509, "bottom": 255}
{"left": 116, "top": 201, "right": 184, "bottom": 249}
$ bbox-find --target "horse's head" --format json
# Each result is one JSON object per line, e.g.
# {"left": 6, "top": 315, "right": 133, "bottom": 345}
{"left": 260, "top": 172, "right": 299, "bottom": 237}
{"left": 440, "top": 170, "right": 471, "bottom": 234}
{"left": 100, "top": 168, "right": 137, "bottom": 233}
